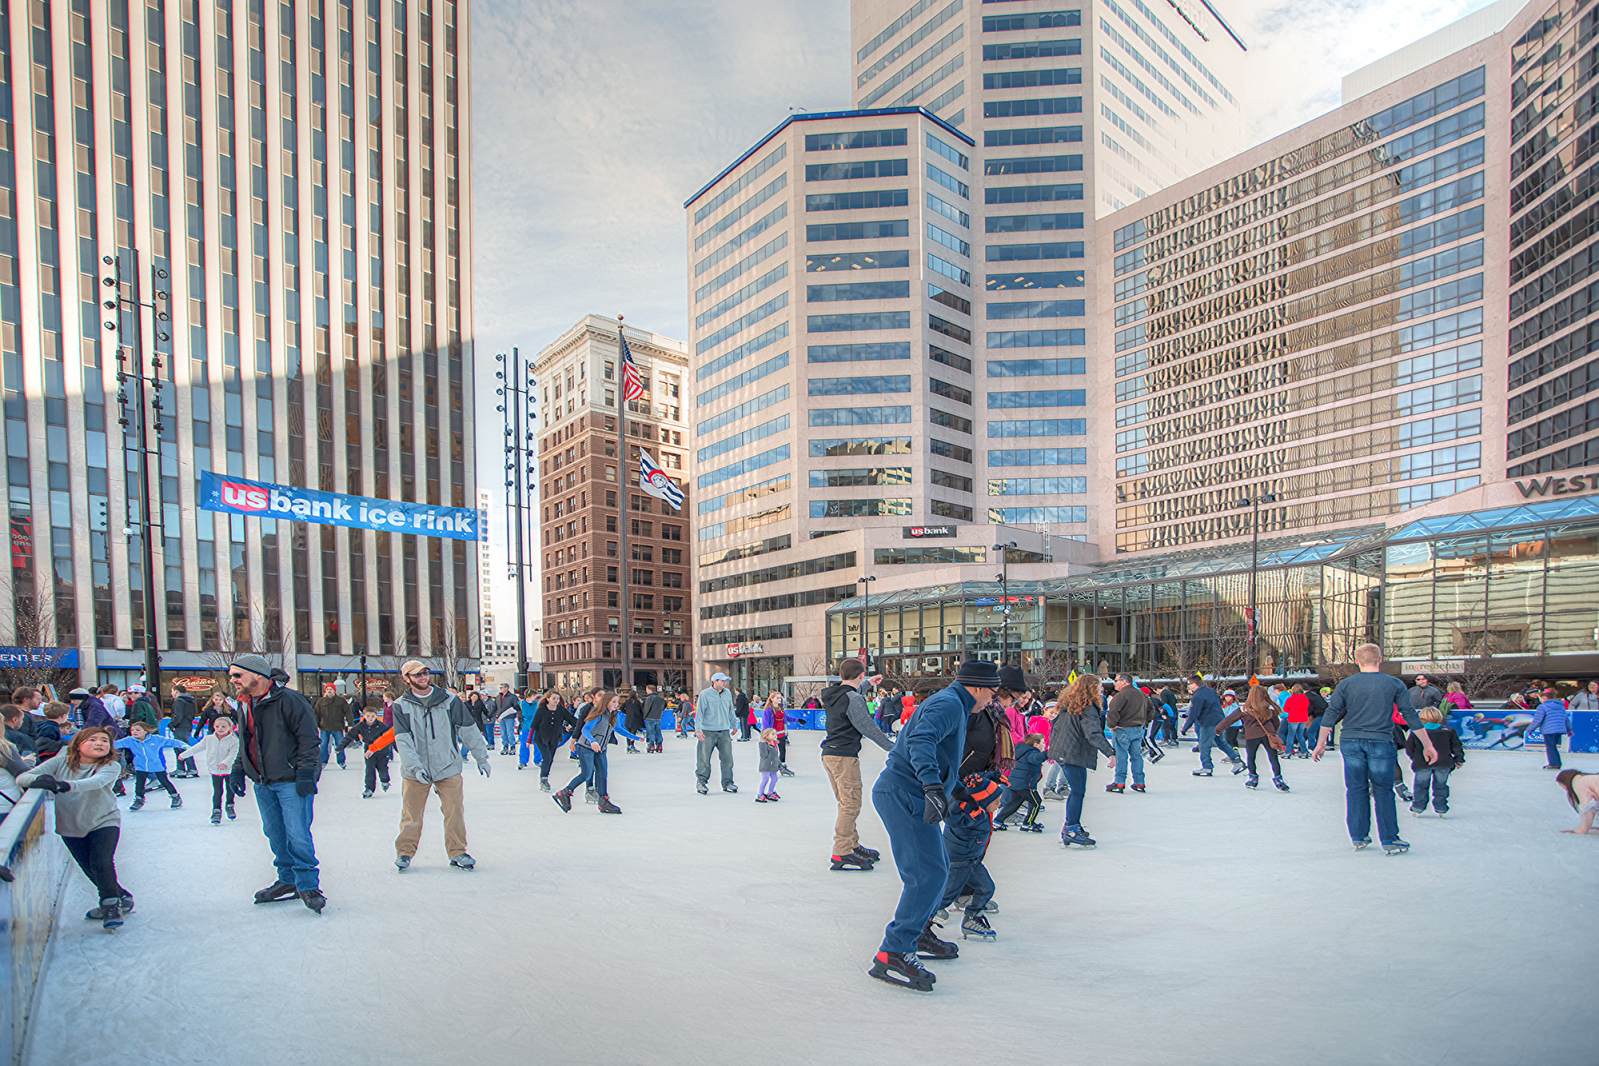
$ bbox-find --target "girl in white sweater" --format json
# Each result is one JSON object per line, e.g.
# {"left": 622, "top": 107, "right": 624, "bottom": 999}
{"left": 179, "top": 716, "right": 241, "bottom": 824}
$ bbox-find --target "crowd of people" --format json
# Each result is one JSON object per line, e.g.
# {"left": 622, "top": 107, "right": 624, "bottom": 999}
{"left": 3, "top": 649, "right": 1591, "bottom": 970}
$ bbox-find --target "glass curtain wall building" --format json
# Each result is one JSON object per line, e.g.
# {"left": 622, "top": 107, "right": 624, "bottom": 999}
{"left": 0, "top": 0, "right": 474, "bottom": 686}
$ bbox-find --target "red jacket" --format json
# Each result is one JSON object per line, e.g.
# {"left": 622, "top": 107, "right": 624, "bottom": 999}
{"left": 1284, "top": 693, "right": 1310, "bottom": 723}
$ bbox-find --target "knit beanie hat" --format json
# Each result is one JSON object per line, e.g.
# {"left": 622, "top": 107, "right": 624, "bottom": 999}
{"left": 954, "top": 660, "right": 1001, "bottom": 687}
{"left": 951, "top": 773, "right": 1003, "bottom": 822}
{"left": 231, "top": 653, "right": 274, "bottom": 679}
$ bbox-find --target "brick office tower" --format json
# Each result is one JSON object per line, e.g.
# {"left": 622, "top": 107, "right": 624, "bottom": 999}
{"left": 535, "top": 316, "right": 693, "bottom": 694}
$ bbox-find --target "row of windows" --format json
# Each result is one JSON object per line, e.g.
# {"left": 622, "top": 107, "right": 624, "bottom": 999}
{"left": 808, "top": 342, "right": 911, "bottom": 362}
{"left": 989, "top": 328, "right": 1086, "bottom": 348}
{"left": 808, "top": 375, "right": 912, "bottom": 395}
{"left": 697, "top": 445, "right": 791, "bottom": 490}
{"left": 988, "top": 300, "right": 1085, "bottom": 320}
{"left": 984, "top": 155, "right": 1084, "bottom": 176}
{"left": 700, "top": 552, "right": 856, "bottom": 595}
{"left": 809, "top": 406, "right": 912, "bottom": 426}
{"left": 987, "top": 241, "right": 1084, "bottom": 262}
{"left": 809, "top": 467, "right": 912, "bottom": 487}
{"left": 1508, "top": 355, "right": 1599, "bottom": 426}
{"left": 696, "top": 384, "right": 787, "bottom": 437}
{"left": 931, "top": 468, "right": 974, "bottom": 492}
{"left": 698, "top": 503, "right": 791, "bottom": 543}
{"left": 988, "top": 477, "right": 1087, "bottom": 495}
{"left": 927, "top": 163, "right": 970, "bottom": 201}
{"left": 932, "top": 438, "right": 974, "bottom": 462}
{"left": 806, "top": 190, "right": 909, "bottom": 212}
{"left": 989, "top": 506, "right": 1086, "bottom": 524}
{"left": 807, "top": 220, "right": 909, "bottom": 242}
{"left": 696, "top": 262, "right": 789, "bottom": 331}
{"left": 697, "top": 323, "right": 787, "bottom": 382}
{"left": 982, "top": 68, "right": 1081, "bottom": 89}
{"left": 697, "top": 474, "right": 790, "bottom": 517}
{"left": 697, "top": 351, "right": 788, "bottom": 407}
{"left": 984, "top": 125, "right": 1082, "bottom": 147}
{"left": 1508, "top": 395, "right": 1599, "bottom": 460}
{"left": 697, "top": 415, "right": 789, "bottom": 463}
{"left": 989, "top": 447, "right": 1086, "bottom": 465}
{"left": 809, "top": 499, "right": 912, "bottom": 518}
{"left": 697, "top": 232, "right": 788, "bottom": 304}
{"left": 695, "top": 144, "right": 785, "bottom": 225}
{"left": 987, "top": 270, "right": 1085, "bottom": 291}
{"left": 699, "top": 584, "right": 858, "bottom": 621}
{"left": 695, "top": 203, "right": 787, "bottom": 276}
{"left": 696, "top": 292, "right": 789, "bottom": 355}
{"left": 1510, "top": 140, "right": 1599, "bottom": 249}
{"left": 932, "top": 408, "right": 974, "bottom": 433}
{"left": 987, "top": 212, "right": 1084, "bottom": 234}
{"left": 807, "top": 249, "right": 911, "bottom": 273}
{"left": 808, "top": 281, "right": 911, "bottom": 302}
{"left": 809, "top": 435, "right": 913, "bottom": 456}
{"left": 982, "top": 10, "right": 1082, "bottom": 32}
{"left": 804, "top": 128, "right": 907, "bottom": 152}
{"left": 930, "top": 345, "right": 972, "bottom": 373}
{"left": 695, "top": 174, "right": 787, "bottom": 251}
{"left": 875, "top": 546, "right": 987, "bottom": 565}
{"left": 808, "top": 311, "right": 912, "bottom": 333}
{"left": 988, "top": 357, "right": 1085, "bottom": 376}
{"left": 1509, "top": 316, "right": 1599, "bottom": 389}
{"left": 988, "top": 389, "right": 1086, "bottom": 408}
{"left": 989, "top": 418, "right": 1086, "bottom": 437}
{"left": 805, "top": 158, "right": 908, "bottom": 182}
{"left": 928, "top": 192, "right": 970, "bottom": 229}
{"left": 982, "top": 38, "right": 1081, "bottom": 61}
{"left": 984, "top": 96, "right": 1082, "bottom": 118}
{"left": 699, "top": 534, "right": 792, "bottom": 570}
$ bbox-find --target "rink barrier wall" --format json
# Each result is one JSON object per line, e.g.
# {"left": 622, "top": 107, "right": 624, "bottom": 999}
{"left": 0, "top": 792, "right": 67, "bottom": 1066}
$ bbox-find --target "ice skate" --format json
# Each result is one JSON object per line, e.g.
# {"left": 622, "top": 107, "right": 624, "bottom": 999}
{"left": 210, "top": 809, "right": 221, "bottom": 825}
{"left": 169, "top": 793, "right": 182, "bottom": 809}
{"left": 362, "top": 789, "right": 374, "bottom": 799}
{"left": 767, "top": 792, "right": 780, "bottom": 801}
{"left": 1273, "top": 777, "right": 1289, "bottom": 792}
{"left": 855, "top": 845, "right": 881, "bottom": 861}
{"left": 300, "top": 889, "right": 326, "bottom": 914}
{"left": 1381, "top": 839, "right": 1410, "bottom": 855}
{"left": 553, "top": 789, "right": 573, "bottom": 812}
{"left": 1106, "top": 782, "right": 1125, "bottom": 793}
{"left": 1352, "top": 838, "right": 1372, "bottom": 850}
{"left": 1396, "top": 783, "right": 1414, "bottom": 803}
{"left": 539, "top": 778, "right": 551, "bottom": 792}
{"left": 99, "top": 898, "right": 123, "bottom": 930}
{"left": 450, "top": 853, "right": 477, "bottom": 870}
{"left": 1246, "top": 774, "right": 1259, "bottom": 789}
{"left": 916, "top": 921, "right": 959, "bottom": 960}
{"left": 1192, "top": 769, "right": 1213, "bottom": 777}
{"left": 1061, "top": 824, "right": 1096, "bottom": 848}
{"left": 1023, "top": 822, "right": 1044, "bottom": 833}
{"left": 85, "top": 894, "right": 133, "bottom": 920}
{"left": 960, "top": 913, "right": 995, "bottom": 941}
{"left": 597, "top": 797, "right": 622, "bottom": 814}
{"left": 830, "top": 852, "right": 874, "bottom": 871}
{"left": 778, "top": 765, "right": 795, "bottom": 777}
{"left": 585, "top": 787, "right": 598, "bottom": 805}
{"left": 992, "top": 819, "right": 1009, "bottom": 830}
{"left": 1230, "top": 760, "right": 1246, "bottom": 775}
{"left": 225, "top": 802, "right": 236, "bottom": 820}
{"left": 253, "top": 880, "right": 299, "bottom": 904}
{"left": 1131, "top": 783, "right": 1146, "bottom": 793}
{"left": 128, "top": 798, "right": 144, "bottom": 812}
{"left": 868, "top": 951, "right": 934, "bottom": 993}
{"left": 723, "top": 784, "right": 739, "bottom": 793}
{"left": 756, "top": 793, "right": 769, "bottom": 802}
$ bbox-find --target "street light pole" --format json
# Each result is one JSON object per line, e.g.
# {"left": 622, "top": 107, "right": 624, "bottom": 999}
{"left": 495, "top": 349, "right": 538, "bottom": 693}
{"left": 993, "top": 540, "right": 1016, "bottom": 665}
{"left": 1239, "top": 494, "right": 1277, "bottom": 676}
{"left": 856, "top": 575, "right": 876, "bottom": 669}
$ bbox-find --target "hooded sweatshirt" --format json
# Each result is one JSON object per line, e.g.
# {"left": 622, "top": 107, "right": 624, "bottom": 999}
{"left": 392, "top": 684, "right": 488, "bottom": 784}
{"left": 179, "top": 731, "right": 241, "bottom": 777}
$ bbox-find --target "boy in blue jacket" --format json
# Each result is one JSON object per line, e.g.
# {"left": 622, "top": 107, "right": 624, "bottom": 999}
{"left": 936, "top": 773, "right": 1003, "bottom": 942}
{"left": 868, "top": 659, "right": 1000, "bottom": 994}
{"left": 994, "top": 733, "right": 1047, "bottom": 831}
{"left": 114, "top": 721, "right": 187, "bottom": 810}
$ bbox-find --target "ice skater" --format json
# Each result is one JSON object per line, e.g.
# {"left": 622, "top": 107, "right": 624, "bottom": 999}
{"left": 178, "top": 715, "right": 240, "bottom": 824}
{"left": 113, "top": 721, "right": 187, "bottom": 810}
{"left": 934, "top": 773, "right": 1003, "bottom": 942}
{"left": 529, "top": 690, "right": 576, "bottom": 790}
{"left": 340, "top": 705, "right": 395, "bottom": 798}
{"left": 1406, "top": 706, "right": 1463, "bottom": 817}
{"left": 19, "top": 727, "right": 131, "bottom": 929}
{"left": 552, "top": 690, "right": 638, "bottom": 814}
{"left": 1217, "top": 685, "right": 1290, "bottom": 792}
{"left": 994, "top": 732, "right": 1047, "bottom": 831}
{"left": 1556, "top": 770, "right": 1599, "bottom": 833}
{"left": 755, "top": 727, "right": 782, "bottom": 802}
{"left": 1313, "top": 643, "right": 1436, "bottom": 855}
{"left": 1048, "top": 673, "right": 1114, "bottom": 848}
{"left": 819, "top": 659, "right": 892, "bottom": 872}
{"left": 392, "top": 659, "right": 491, "bottom": 871}
{"left": 1530, "top": 689, "right": 1570, "bottom": 770}
{"left": 867, "top": 659, "right": 999, "bottom": 994}
{"left": 1185, "top": 675, "right": 1243, "bottom": 776}
{"left": 694, "top": 672, "right": 738, "bottom": 795}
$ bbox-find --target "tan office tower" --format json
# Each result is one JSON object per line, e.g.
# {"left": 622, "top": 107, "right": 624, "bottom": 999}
{"left": 0, "top": 0, "right": 476, "bottom": 688}
{"left": 535, "top": 316, "right": 692, "bottom": 693}
{"left": 1069, "top": 0, "right": 1599, "bottom": 681}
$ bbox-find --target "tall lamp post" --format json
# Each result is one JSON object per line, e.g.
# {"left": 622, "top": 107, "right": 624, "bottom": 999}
{"left": 993, "top": 540, "right": 1016, "bottom": 665}
{"left": 856, "top": 575, "right": 877, "bottom": 669}
{"left": 1235, "top": 494, "right": 1278, "bottom": 676}
{"left": 494, "top": 348, "right": 538, "bottom": 692}
{"left": 106, "top": 252, "right": 171, "bottom": 697}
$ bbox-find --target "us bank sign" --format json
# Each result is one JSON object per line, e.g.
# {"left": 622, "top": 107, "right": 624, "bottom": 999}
{"left": 201, "top": 471, "right": 479, "bottom": 541}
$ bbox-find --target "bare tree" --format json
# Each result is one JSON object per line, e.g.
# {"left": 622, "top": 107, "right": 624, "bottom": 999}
{"left": 198, "top": 599, "right": 297, "bottom": 679}
{"left": 429, "top": 608, "right": 466, "bottom": 691}
{"left": 1028, "top": 649, "right": 1076, "bottom": 692}
{"left": 0, "top": 596, "right": 79, "bottom": 694}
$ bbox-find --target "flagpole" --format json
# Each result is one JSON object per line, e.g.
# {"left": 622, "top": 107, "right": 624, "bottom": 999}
{"left": 616, "top": 317, "right": 632, "bottom": 692}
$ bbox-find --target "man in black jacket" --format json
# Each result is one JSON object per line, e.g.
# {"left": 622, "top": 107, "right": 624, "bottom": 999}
{"left": 641, "top": 684, "right": 667, "bottom": 753}
{"left": 229, "top": 653, "right": 325, "bottom": 914}
{"left": 493, "top": 684, "right": 519, "bottom": 754}
{"left": 820, "top": 660, "right": 892, "bottom": 871}
{"left": 735, "top": 687, "right": 752, "bottom": 741}
{"left": 170, "top": 685, "right": 198, "bottom": 777}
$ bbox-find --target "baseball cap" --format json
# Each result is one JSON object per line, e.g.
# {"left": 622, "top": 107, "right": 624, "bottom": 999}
{"left": 711, "top": 672, "right": 731, "bottom": 682}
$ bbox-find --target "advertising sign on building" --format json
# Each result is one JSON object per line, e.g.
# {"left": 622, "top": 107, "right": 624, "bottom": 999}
{"left": 726, "top": 642, "right": 764, "bottom": 658}
{"left": 0, "top": 647, "right": 79, "bottom": 669}
{"left": 200, "top": 471, "right": 479, "bottom": 541}
{"left": 171, "top": 676, "right": 218, "bottom": 692}
{"left": 903, "top": 525, "right": 958, "bottom": 539}
{"left": 1401, "top": 659, "right": 1466, "bottom": 675}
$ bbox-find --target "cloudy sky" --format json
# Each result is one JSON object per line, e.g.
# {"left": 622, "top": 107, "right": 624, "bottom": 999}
{"left": 466, "top": 0, "right": 1501, "bottom": 631}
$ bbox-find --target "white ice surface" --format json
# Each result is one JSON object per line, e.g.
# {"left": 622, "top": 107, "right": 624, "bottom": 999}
{"left": 26, "top": 733, "right": 1597, "bottom": 1066}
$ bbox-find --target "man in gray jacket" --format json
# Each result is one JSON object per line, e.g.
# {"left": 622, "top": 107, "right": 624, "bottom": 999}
{"left": 391, "top": 660, "right": 490, "bottom": 872}
{"left": 819, "top": 659, "right": 892, "bottom": 870}
{"left": 694, "top": 672, "right": 738, "bottom": 794}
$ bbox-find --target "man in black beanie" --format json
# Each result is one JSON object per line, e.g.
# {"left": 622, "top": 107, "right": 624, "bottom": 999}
{"left": 229, "top": 653, "right": 326, "bottom": 914}
{"left": 868, "top": 659, "right": 1000, "bottom": 993}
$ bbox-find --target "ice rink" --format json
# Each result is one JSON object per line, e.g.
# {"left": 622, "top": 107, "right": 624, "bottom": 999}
{"left": 26, "top": 730, "right": 1597, "bottom": 1066}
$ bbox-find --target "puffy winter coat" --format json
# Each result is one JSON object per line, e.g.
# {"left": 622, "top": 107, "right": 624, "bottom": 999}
{"left": 314, "top": 695, "right": 352, "bottom": 732}
{"left": 233, "top": 683, "right": 320, "bottom": 786}
{"left": 1008, "top": 744, "right": 1046, "bottom": 790}
{"left": 392, "top": 685, "right": 488, "bottom": 784}
{"left": 1048, "top": 705, "right": 1113, "bottom": 770}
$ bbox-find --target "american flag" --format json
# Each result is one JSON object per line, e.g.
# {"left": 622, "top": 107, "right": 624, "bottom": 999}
{"left": 620, "top": 335, "right": 646, "bottom": 404}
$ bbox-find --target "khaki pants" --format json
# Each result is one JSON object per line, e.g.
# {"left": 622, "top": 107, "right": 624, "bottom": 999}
{"left": 396, "top": 774, "right": 467, "bottom": 859}
{"left": 822, "top": 754, "right": 864, "bottom": 857}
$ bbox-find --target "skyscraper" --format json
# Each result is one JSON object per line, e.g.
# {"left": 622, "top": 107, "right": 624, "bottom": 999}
{"left": 0, "top": 0, "right": 475, "bottom": 687}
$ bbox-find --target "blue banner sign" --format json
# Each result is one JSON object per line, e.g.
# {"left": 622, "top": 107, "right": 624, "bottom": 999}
{"left": 200, "top": 471, "right": 479, "bottom": 541}
{"left": 0, "top": 647, "right": 79, "bottom": 669}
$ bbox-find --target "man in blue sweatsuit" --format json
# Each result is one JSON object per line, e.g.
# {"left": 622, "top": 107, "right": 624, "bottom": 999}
{"left": 868, "top": 659, "right": 999, "bottom": 993}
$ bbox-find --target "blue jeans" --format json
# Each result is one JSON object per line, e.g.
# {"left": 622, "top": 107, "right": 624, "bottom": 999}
{"left": 1112, "top": 726, "right": 1145, "bottom": 785}
{"left": 645, "top": 720, "right": 663, "bottom": 748}
{"left": 319, "top": 729, "right": 345, "bottom": 767}
{"left": 253, "top": 781, "right": 319, "bottom": 891}
{"left": 1411, "top": 766, "right": 1452, "bottom": 813}
{"left": 1197, "top": 729, "right": 1240, "bottom": 771}
{"left": 871, "top": 782, "right": 948, "bottom": 954}
{"left": 1281, "top": 721, "right": 1308, "bottom": 755}
{"left": 940, "top": 858, "right": 995, "bottom": 914}
{"left": 695, "top": 729, "right": 735, "bottom": 788}
{"left": 1341, "top": 738, "right": 1401, "bottom": 844}
{"left": 564, "top": 746, "right": 608, "bottom": 796}
{"left": 1544, "top": 732, "right": 1564, "bottom": 768}
{"left": 519, "top": 723, "right": 533, "bottom": 767}
{"left": 1058, "top": 763, "right": 1087, "bottom": 828}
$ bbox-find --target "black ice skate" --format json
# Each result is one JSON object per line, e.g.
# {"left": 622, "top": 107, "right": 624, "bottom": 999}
{"left": 1274, "top": 777, "right": 1290, "bottom": 792}
{"left": 553, "top": 789, "right": 573, "bottom": 812}
{"left": 85, "top": 894, "right": 133, "bottom": 920}
{"left": 300, "top": 889, "right": 327, "bottom": 914}
{"left": 869, "top": 951, "right": 935, "bottom": 993}
{"left": 225, "top": 802, "right": 236, "bottom": 819}
{"left": 128, "top": 798, "right": 145, "bottom": 812}
{"left": 597, "top": 797, "right": 622, "bottom": 814}
{"left": 830, "top": 852, "right": 874, "bottom": 871}
{"left": 854, "top": 845, "right": 881, "bottom": 861}
{"left": 362, "top": 788, "right": 373, "bottom": 798}
{"left": 98, "top": 898, "right": 123, "bottom": 930}
{"left": 169, "top": 794, "right": 182, "bottom": 809}
{"left": 961, "top": 913, "right": 995, "bottom": 941}
{"left": 210, "top": 809, "right": 221, "bottom": 825}
{"left": 916, "top": 921, "right": 959, "bottom": 960}
{"left": 253, "top": 881, "right": 299, "bottom": 904}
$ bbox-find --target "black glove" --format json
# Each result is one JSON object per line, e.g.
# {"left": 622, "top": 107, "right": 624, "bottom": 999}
{"left": 295, "top": 769, "right": 318, "bottom": 797}
{"left": 922, "top": 785, "right": 949, "bottom": 824}
{"left": 24, "top": 774, "right": 69, "bottom": 793}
